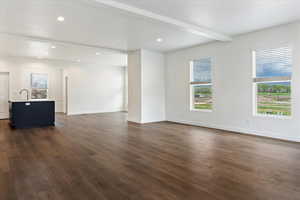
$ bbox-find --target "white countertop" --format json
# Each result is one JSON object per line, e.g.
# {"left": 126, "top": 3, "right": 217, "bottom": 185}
{"left": 9, "top": 99, "right": 55, "bottom": 102}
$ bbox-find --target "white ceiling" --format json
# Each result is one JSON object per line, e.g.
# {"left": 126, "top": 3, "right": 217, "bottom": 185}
{"left": 0, "top": 0, "right": 299, "bottom": 63}
{"left": 112, "top": 0, "right": 300, "bottom": 35}
{"left": 0, "top": 34, "right": 127, "bottom": 66}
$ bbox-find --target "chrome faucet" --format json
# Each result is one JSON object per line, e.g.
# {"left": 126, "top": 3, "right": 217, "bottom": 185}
{"left": 19, "top": 89, "right": 30, "bottom": 101}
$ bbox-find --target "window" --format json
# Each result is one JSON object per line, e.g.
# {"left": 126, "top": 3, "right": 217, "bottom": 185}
{"left": 190, "top": 58, "right": 212, "bottom": 111}
{"left": 31, "top": 73, "right": 48, "bottom": 99}
{"left": 253, "top": 46, "right": 292, "bottom": 117}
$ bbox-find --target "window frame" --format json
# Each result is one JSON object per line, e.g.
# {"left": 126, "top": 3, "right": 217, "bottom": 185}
{"left": 189, "top": 57, "right": 213, "bottom": 112}
{"left": 30, "top": 73, "right": 49, "bottom": 100}
{"left": 252, "top": 47, "right": 293, "bottom": 119}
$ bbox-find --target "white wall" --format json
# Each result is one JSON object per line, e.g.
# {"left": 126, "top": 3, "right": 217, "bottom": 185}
{"left": 64, "top": 64, "right": 126, "bottom": 115}
{"left": 166, "top": 22, "right": 300, "bottom": 142}
{"left": 127, "top": 50, "right": 142, "bottom": 123}
{"left": 128, "top": 49, "right": 165, "bottom": 123}
{"left": 0, "top": 56, "right": 64, "bottom": 112}
{"left": 0, "top": 56, "right": 127, "bottom": 115}
{"left": 141, "top": 49, "right": 165, "bottom": 123}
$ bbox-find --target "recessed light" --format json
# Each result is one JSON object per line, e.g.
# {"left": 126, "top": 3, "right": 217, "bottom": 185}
{"left": 57, "top": 16, "right": 65, "bottom": 22}
{"left": 51, "top": 45, "right": 56, "bottom": 49}
{"left": 77, "top": 59, "right": 81, "bottom": 62}
{"left": 156, "top": 38, "right": 163, "bottom": 42}
{"left": 96, "top": 52, "right": 100, "bottom": 55}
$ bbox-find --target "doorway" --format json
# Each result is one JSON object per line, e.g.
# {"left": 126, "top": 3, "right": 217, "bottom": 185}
{"left": 0, "top": 72, "right": 9, "bottom": 119}
{"left": 64, "top": 76, "right": 69, "bottom": 115}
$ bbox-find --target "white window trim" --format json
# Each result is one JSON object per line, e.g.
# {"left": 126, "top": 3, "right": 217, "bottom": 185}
{"left": 252, "top": 48, "right": 292, "bottom": 119}
{"left": 189, "top": 58, "right": 213, "bottom": 112}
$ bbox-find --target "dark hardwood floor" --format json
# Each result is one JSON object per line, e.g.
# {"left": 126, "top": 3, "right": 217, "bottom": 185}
{"left": 1, "top": 112, "right": 300, "bottom": 200}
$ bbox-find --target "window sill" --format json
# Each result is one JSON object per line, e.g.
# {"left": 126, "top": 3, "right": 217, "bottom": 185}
{"left": 254, "top": 114, "right": 292, "bottom": 120}
{"left": 190, "top": 109, "right": 213, "bottom": 113}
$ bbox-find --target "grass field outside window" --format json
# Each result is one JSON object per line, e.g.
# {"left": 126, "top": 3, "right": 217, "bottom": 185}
{"left": 256, "top": 82, "right": 291, "bottom": 116}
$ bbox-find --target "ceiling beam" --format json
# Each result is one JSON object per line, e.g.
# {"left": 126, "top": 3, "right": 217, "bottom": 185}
{"left": 91, "top": 0, "right": 232, "bottom": 41}
{"left": 0, "top": 31, "right": 126, "bottom": 54}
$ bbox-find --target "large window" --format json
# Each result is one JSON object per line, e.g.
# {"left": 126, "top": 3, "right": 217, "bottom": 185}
{"left": 31, "top": 73, "right": 48, "bottom": 99}
{"left": 253, "top": 46, "right": 292, "bottom": 116}
{"left": 190, "top": 58, "right": 212, "bottom": 111}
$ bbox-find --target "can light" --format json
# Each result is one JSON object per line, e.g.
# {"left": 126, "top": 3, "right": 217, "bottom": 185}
{"left": 156, "top": 38, "right": 163, "bottom": 42}
{"left": 57, "top": 16, "right": 65, "bottom": 22}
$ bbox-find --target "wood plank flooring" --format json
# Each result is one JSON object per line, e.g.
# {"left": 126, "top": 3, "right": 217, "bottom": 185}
{"left": 1, "top": 112, "right": 300, "bottom": 200}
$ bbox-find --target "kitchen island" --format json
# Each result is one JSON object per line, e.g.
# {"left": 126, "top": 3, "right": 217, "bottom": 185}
{"left": 9, "top": 100, "right": 55, "bottom": 128}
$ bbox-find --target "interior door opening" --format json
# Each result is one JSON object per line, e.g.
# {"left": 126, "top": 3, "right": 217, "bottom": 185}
{"left": 64, "top": 76, "right": 69, "bottom": 115}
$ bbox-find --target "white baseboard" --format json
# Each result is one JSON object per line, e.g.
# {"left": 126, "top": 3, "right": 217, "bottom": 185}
{"left": 140, "top": 119, "right": 166, "bottom": 124}
{"left": 167, "top": 118, "right": 300, "bottom": 143}
{"left": 0, "top": 113, "right": 9, "bottom": 120}
{"left": 67, "top": 108, "right": 124, "bottom": 116}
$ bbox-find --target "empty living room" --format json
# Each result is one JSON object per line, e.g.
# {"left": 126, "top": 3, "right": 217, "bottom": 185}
{"left": 0, "top": 0, "right": 300, "bottom": 199}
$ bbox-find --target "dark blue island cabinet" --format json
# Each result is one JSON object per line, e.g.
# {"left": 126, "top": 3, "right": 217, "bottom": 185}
{"left": 9, "top": 100, "right": 55, "bottom": 129}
